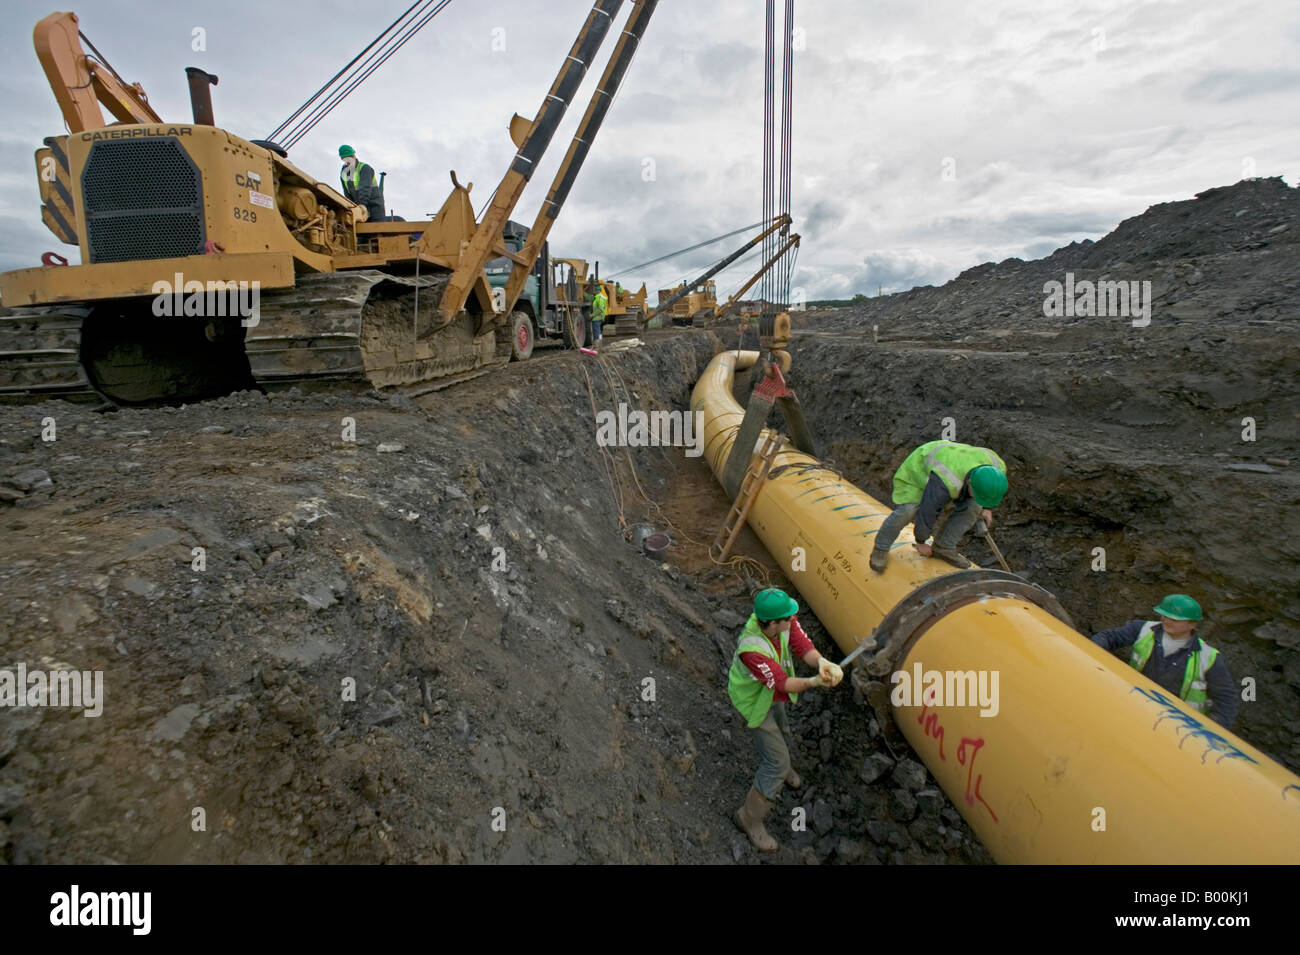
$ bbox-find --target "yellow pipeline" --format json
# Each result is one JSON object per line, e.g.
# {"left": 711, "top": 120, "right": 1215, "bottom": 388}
{"left": 693, "top": 349, "right": 1300, "bottom": 863}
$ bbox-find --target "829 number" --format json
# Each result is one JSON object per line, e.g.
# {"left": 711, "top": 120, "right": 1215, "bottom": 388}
{"left": 233, "top": 207, "right": 258, "bottom": 222}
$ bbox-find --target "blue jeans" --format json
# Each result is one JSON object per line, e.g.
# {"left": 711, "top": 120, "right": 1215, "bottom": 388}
{"left": 874, "top": 496, "right": 982, "bottom": 551}
{"left": 751, "top": 703, "right": 792, "bottom": 799}
{"left": 591, "top": 318, "right": 604, "bottom": 342}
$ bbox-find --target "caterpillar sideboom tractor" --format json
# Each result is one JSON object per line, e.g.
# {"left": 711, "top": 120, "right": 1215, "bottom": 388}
{"left": 0, "top": 2, "right": 656, "bottom": 404}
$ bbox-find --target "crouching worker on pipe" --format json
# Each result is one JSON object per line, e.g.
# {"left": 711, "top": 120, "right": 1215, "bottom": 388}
{"left": 728, "top": 588, "right": 843, "bottom": 852}
{"left": 1091, "top": 594, "right": 1238, "bottom": 729}
{"left": 870, "top": 440, "right": 1008, "bottom": 573}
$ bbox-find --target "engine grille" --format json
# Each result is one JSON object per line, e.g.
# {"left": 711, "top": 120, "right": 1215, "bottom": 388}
{"left": 81, "top": 138, "right": 206, "bottom": 264}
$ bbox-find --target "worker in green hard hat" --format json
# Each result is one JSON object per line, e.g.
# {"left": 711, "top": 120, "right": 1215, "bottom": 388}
{"left": 338, "top": 144, "right": 386, "bottom": 222}
{"left": 870, "top": 440, "right": 1008, "bottom": 573}
{"left": 727, "top": 587, "right": 843, "bottom": 852}
{"left": 589, "top": 284, "right": 608, "bottom": 352}
{"left": 1090, "top": 595, "right": 1237, "bottom": 727}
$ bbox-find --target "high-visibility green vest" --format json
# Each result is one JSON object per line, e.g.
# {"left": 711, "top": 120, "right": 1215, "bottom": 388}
{"left": 727, "top": 614, "right": 799, "bottom": 728}
{"left": 1129, "top": 621, "right": 1218, "bottom": 712}
{"left": 340, "top": 162, "right": 377, "bottom": 199}
{"left": 892, "top": 440, "right": 1006, "bottom": 505}
{"left": 592, "top": 290, "right": 608, "bottom": 321}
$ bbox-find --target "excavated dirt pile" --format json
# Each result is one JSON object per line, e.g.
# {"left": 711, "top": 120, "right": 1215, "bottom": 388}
{"left": 3, "top": 176, "right": 1293, "bottom": 867}
{"left": 0, "top": 332, "right": 990, "bottom": 864}
{"left": 789, "top": 176, "right": 1300, "bottom": 772}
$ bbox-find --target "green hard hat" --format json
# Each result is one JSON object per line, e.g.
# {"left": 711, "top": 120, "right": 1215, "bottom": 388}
{"left": 754, "top": 588, "right": 799, "bottom": 621}
{"left": 968, "top": 465, "right": 1008, "bottom": 507}
{"left": 1154, "top": 594, "right": 1202, "bottom": 621}
{"left": 338, "top": 144, "right": 356, "bottom": 158}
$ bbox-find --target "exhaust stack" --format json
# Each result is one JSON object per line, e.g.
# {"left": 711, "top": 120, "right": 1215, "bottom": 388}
{"left": 185, "top": 67, "right": 218, "bottom": 126}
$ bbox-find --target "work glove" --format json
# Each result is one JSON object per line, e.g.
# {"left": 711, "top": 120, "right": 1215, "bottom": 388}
{"left": 807, "top": 673, "right": 825, "bottom": 689}
{"left": 818, "top": 658, "right": 844, "bottom": 687}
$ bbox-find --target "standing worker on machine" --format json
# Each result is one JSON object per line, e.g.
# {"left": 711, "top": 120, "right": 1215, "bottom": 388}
{"left": 590, "top": 284, "right": 608, "bottom": 352}
{"left": 728, "top": 588, "right": 842, "bottom": 852}
{"left": 1090, "top": 594, "right": 1238, "bottom": 728}
{"left": 870, "top": 440, "right": 1008, "bottom": 573}
{"left": 338, "top": 145, "right": 386, "bottom": 222}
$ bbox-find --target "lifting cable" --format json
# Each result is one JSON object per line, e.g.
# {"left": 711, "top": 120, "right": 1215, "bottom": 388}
{"left": 580, "top": 354, "right": 773, "bottom": 589}
{"left": 280, "top": 0, "right": 452, "bottom": 151}
{"left": 606, "top": 220, "right": 767, "bottom": 279}
{"left": 268, "top": 0, "right": 453, "bottom": 151}
{"left": 760, "top": 0, "right": 795, "bottom": 313}
{"left": 761, "top": 0, "right": 775, "bottom": 314}
{"left": 778, "top": 0, "right": 795, "bottom": 307}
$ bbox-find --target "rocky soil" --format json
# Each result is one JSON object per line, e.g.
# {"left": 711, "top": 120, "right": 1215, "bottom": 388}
{"left": 789, "top": 176, "right": 1300, "bottom": 771}
{"left": 0, "top": 331, "right": 990, "bottom": 864}
{"left": 2, "top": 175, "right": 1294, "bottom": 865}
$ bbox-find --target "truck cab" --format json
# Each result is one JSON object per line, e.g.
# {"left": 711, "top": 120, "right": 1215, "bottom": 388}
{"left": 485, "top": 220, "right": 587, "bottom": 349}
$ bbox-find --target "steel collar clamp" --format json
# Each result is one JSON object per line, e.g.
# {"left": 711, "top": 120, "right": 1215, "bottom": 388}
{"left": 863, "top": 568, "right": 1075, "bottom": 677}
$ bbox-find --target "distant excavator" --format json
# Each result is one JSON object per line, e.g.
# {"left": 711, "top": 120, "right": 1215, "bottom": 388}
{"left": 0, "top": 2, "right": 657, "bottom": 404}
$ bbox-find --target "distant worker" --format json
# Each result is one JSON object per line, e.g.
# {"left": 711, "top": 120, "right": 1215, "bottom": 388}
{"left": 728, "top": 588, "right": 843, "bottom": 852}
{"left": 870, "top": 440, "right": 1008, "bottom": 573}
{"left": 1091, "top": 594, "right": 1238, "bottom": 728}
{"left": 590, "top": 284, "right": 608, "bottom": 351}
{"left": 338, "top": 145, "right": 386, "bottom": 222}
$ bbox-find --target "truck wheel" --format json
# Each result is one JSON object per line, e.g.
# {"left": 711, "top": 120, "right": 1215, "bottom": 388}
{"left": 510, "top": 311, "right": 535, "bottom": 361}
{"left": 562, "top": 306, "right": 586, "bottom": 349}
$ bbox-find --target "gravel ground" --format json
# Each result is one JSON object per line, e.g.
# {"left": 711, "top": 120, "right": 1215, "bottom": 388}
{"left": 2, "top": 176, "right": 1292, "bottom": 864}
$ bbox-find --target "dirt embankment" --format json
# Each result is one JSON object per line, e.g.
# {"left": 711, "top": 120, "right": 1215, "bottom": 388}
{"left": 5, "top": 178, "right": 1292, "bottom": 866}
{"left": 0, "top": 332, "right": 991, "bottom": 864}
{"left": 788, "top": 177, "right": 1300, "bottom": 771}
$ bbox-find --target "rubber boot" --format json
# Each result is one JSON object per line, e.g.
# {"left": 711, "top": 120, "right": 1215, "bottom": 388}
{"left": 785, "top": 768, "right": 803, "bottom": 790}
{"left": 869, "top": 548, "right": 889, "bottom": 574}
{"left": 734, "top": 787, "right": 779, "bottom": 852}
{"left": 930, "top": 546, "right": 972, "bottom": 568}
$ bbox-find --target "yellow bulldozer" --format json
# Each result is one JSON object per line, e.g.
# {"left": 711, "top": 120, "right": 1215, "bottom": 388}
{"left": 0, "top": 2, "right": 657, "bottom": 403}
{"left": 656, "top": 280, "right": 717, "bottom": 326}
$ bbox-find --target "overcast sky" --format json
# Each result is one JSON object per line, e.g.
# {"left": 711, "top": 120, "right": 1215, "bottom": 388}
{"left": 2, "top": 0, "right": 1297, "bottom": 299}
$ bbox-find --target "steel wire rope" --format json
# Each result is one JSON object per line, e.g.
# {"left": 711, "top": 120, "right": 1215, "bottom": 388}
{"left": 280, "top": 0, "right": 453, "bottom": 150}
{"left": 268, "top": 0, "right": 428, "bottom": 142}
{"left": 593, "top": 355, "right": 772, "bottom": 587}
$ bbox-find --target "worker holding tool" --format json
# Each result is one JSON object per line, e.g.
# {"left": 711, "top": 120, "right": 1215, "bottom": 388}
{"left": 870, "top": 440, "right": 1008, "bottom": 573}
{"left": 1090, "top": 594, "right": 1238, "bottom": 728}
{"left": 728, "top": 588, "right": 842, "bottom": 852}
{"left": 338, "top": 145, "right": 386, "bottom": 222}
{"left": 590, "top": 284, "right": 608, "bottom": 352}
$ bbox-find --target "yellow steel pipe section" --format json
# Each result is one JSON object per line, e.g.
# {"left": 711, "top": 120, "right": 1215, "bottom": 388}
{"left": 692, "top": 349, "right": 1300, "bottom": 863}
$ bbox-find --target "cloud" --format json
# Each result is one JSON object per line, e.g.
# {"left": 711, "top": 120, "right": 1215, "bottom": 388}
{"left": 0, "top": 0, "right": 1296, "bottom": 301}
{"left": 1184, "top": 69, "right": 1300, "bottom": 103}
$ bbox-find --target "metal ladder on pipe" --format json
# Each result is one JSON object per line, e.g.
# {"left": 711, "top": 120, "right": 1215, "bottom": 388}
{"left": 710, "top": 431, "right": 783, "bottom": 562}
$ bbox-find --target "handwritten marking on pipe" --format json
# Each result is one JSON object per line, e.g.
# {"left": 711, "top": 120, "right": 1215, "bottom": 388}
{"left": 814, "top": 555, "right": 840, "bottom": 601}
{"left": 1282, "top": 784, "right": 1300, "bottom": 804}
{"left": 957, "top": 736, "right": 999, "bottom": 823}
{"left": 1131, "top": 687, "right": 1257, "bottom": 765}
{"left": 918, "top": 703, "right": 947, "bottom": 759}
{"left": 913, "top": 705, "right": 998, "bottom": 823}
